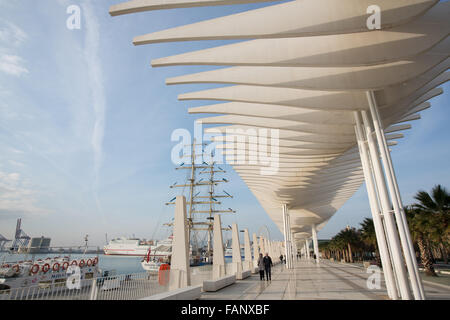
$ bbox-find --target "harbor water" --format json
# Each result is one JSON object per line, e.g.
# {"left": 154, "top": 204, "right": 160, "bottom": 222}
{"left": 1, "top": 252, "right": 234, "bottom": 275}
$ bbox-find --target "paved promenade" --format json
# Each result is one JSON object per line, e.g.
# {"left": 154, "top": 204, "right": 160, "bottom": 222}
{"left": 200, "top": 259, "right": 450, "bottom": 300}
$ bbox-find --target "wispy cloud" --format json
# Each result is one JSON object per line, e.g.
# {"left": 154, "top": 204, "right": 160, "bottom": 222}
{"left": 0, "top": 20, "right": 27, "bottom": 46}
{"left": 0, "top": 20, "right": 28, "bottom": 77}
{"left": 0, "top": 170, "right": 49, "bottom": 220}
{"left": 0, "top": 54, "right": 28, "bottom": 76}
{"left": 81, "top": 1, "right": 107, "bottom": 219}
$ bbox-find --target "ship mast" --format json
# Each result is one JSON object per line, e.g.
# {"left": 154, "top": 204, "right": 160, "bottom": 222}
{"left": 165, "top": 140, "right": 235, "bottom": 263}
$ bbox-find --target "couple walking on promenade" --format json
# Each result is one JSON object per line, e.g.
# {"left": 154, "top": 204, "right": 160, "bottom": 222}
{"left": 257, "top": 253, "right": 273, "bottom": 281}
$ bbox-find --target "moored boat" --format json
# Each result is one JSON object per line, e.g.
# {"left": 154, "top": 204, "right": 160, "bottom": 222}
{"left": 0, "top": 256, "right": 100, "bottom": 296}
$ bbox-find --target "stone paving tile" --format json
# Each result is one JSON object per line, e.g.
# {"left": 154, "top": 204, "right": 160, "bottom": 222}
{"left": 199, "top": 259, "right": 450, "bottom": 300}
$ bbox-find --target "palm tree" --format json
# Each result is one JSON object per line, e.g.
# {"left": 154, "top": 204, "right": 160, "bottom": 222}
{"left": 406, "top": 206, "right": 437, "bottom": 276}
{"left": 413, "top": 185, "right": 449, "bottom": 264}
{"left": 359, "top": 218, "right": 380, "bottom": 265}
{"left": 334, "top": 227, "right": 361, "bottom": 263}
{"left": 319, "top": 241, "right": 331, "bottom": 259}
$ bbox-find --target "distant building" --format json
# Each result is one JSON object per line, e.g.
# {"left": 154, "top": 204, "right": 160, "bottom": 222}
{"left": 20, "top": 236, "right": 51, "bottom": 254}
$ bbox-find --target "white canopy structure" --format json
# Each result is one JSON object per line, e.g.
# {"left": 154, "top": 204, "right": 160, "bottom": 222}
{"left": 109, "top": 0, "right": 449, "bottom": 300}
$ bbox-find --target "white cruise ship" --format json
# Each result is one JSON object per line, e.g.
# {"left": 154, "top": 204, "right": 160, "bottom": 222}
{"left": 103, "top": 237, "right": 154, "bottom": 256}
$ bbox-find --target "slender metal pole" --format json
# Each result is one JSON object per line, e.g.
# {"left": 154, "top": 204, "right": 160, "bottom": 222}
{"left": 354, "top": 111, "right": 398, "bottom": 299}
{"left": 361, "top": 110, "right": 412, "bottom": 300}
{"left": 287, "top": 209, "right": 293, "bottom": 269}
{"left": 282, "top": 204, "right": 289, "bottom": 268}
{"left": 366, "top": 91, "right": 425, "bottom": 300}
{"left": 287, "top": 211, "right": 294, "bottom": 268}
{"left": 286, "top": 208, "right": 292, "bottom": 269}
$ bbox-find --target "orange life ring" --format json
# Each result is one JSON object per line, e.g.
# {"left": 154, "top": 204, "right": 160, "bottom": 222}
{"left": 12, "top": 265, "right": 20, "bottom": 273}
{"left": 52, "top": 263, "right": 60, "bottom": 272}
{"left": 79, "top": 259, "right": 85, "bottom": 268}
{"left": 31, "top": 264, "right": 40, "bottom": 274}
{"left": 86, "top": 259, "right": 92, "bottom": 267}
{"left": 42, "top": 264, "right": 50, "bottom": 273}
{"left": 93, "top": 257, "right": 98, "bottom": 266}
{"left": 1, "top": 264, "right": 10, "bottom": 268}
{"left": 71, "top": 260, "right": 78, "bottom": 267}
{"left": 62, "top": 262, "right": 69, "bottom": 270}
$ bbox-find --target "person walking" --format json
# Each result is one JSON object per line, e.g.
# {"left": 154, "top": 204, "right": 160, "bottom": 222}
{"left": 279, "top": 254, "right": 284, "bottom": 264}
{"left": 257, "top": 253, "right": 265, "bottom": 280}
{"left": 263, "top": 253, "right": 273, "bottom": 281}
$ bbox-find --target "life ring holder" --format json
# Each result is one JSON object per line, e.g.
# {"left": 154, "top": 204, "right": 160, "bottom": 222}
{"left": 31, "top": 264, "right": 40, "bottom": 274}
{"left": 42, "top": 264, "right": 50, "bottom": 273}
{"left": 52, "top": 263, "right": 60, "bottom": 272}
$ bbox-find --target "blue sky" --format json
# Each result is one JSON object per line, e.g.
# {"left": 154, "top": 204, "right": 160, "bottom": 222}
{"left": 0, "top": 1, "right": 449, "bottom": 247}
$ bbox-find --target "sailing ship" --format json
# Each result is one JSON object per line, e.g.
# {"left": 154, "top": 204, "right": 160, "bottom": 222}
{"left": 141, "top": 140, "right": 235, "bottom": 272}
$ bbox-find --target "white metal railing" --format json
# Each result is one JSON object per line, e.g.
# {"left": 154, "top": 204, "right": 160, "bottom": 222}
{"left": 0, "top": 272, "right": 169, "bottom": 300}
{"left": 0, "top": 263, "right": 250, "bottom": 300}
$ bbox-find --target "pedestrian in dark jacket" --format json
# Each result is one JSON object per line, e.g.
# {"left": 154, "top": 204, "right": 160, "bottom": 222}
{"left": 263, "top": 253, "right": 273, "bottom": 281}
{"left": 257, "top": 253, "right": 265, "bottom": 280}
{"left": 279, "top": 254, "right": 283, "bottom": 264}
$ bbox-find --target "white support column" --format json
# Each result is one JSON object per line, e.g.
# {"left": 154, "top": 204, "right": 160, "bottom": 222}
{"left": 292, "top": 234, "right": 296, "bottom": 261}
{"left": 252, "top": 233, "right": 259, "bottom": 270}
{"left": 367, "top": 91, "right": 425, "bottom": 300}
{"left": 231, "top": 223, "right": 243, "bottom": 279}
{"left": 259, "top": 236, "right": 265, "bottom": 257}
{"left": 289, "top": 232, "right": 295, "bottom": 268}
{"left": 286, "top": 209, "right": 294, "bottom": 268}
{"left": 354, "top": 111, "right": 398, "bottom": 299}
{"left": 361, "top": 110, "right": 412, "bottom": 300}
{"left": 294, "top": 241, "right": 298, "bottom": 260}
{"left": 212, "top": 214, "right": 226, "bottom": 280}
{"left": 306, "top": 239, "right": 311, "bottom": 260}
{"left": 243, "top": 229, "right": 252, "bottom": 271}
{"left": 278, "top": 242, "right": 282, "bottom": 261}
{"left": 169, "top": 196, "right": 191, "bottom": 290}
{"left": 312, "top": 224, "right": 320, "bottom": 264}
{"left": 282, "top": 204, "right": 290, "bottom": 268}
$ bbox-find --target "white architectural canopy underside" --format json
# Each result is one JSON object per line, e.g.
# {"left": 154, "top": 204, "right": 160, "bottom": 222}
{"left": 110, "top": 0, "right": 449, "bottom": 242}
